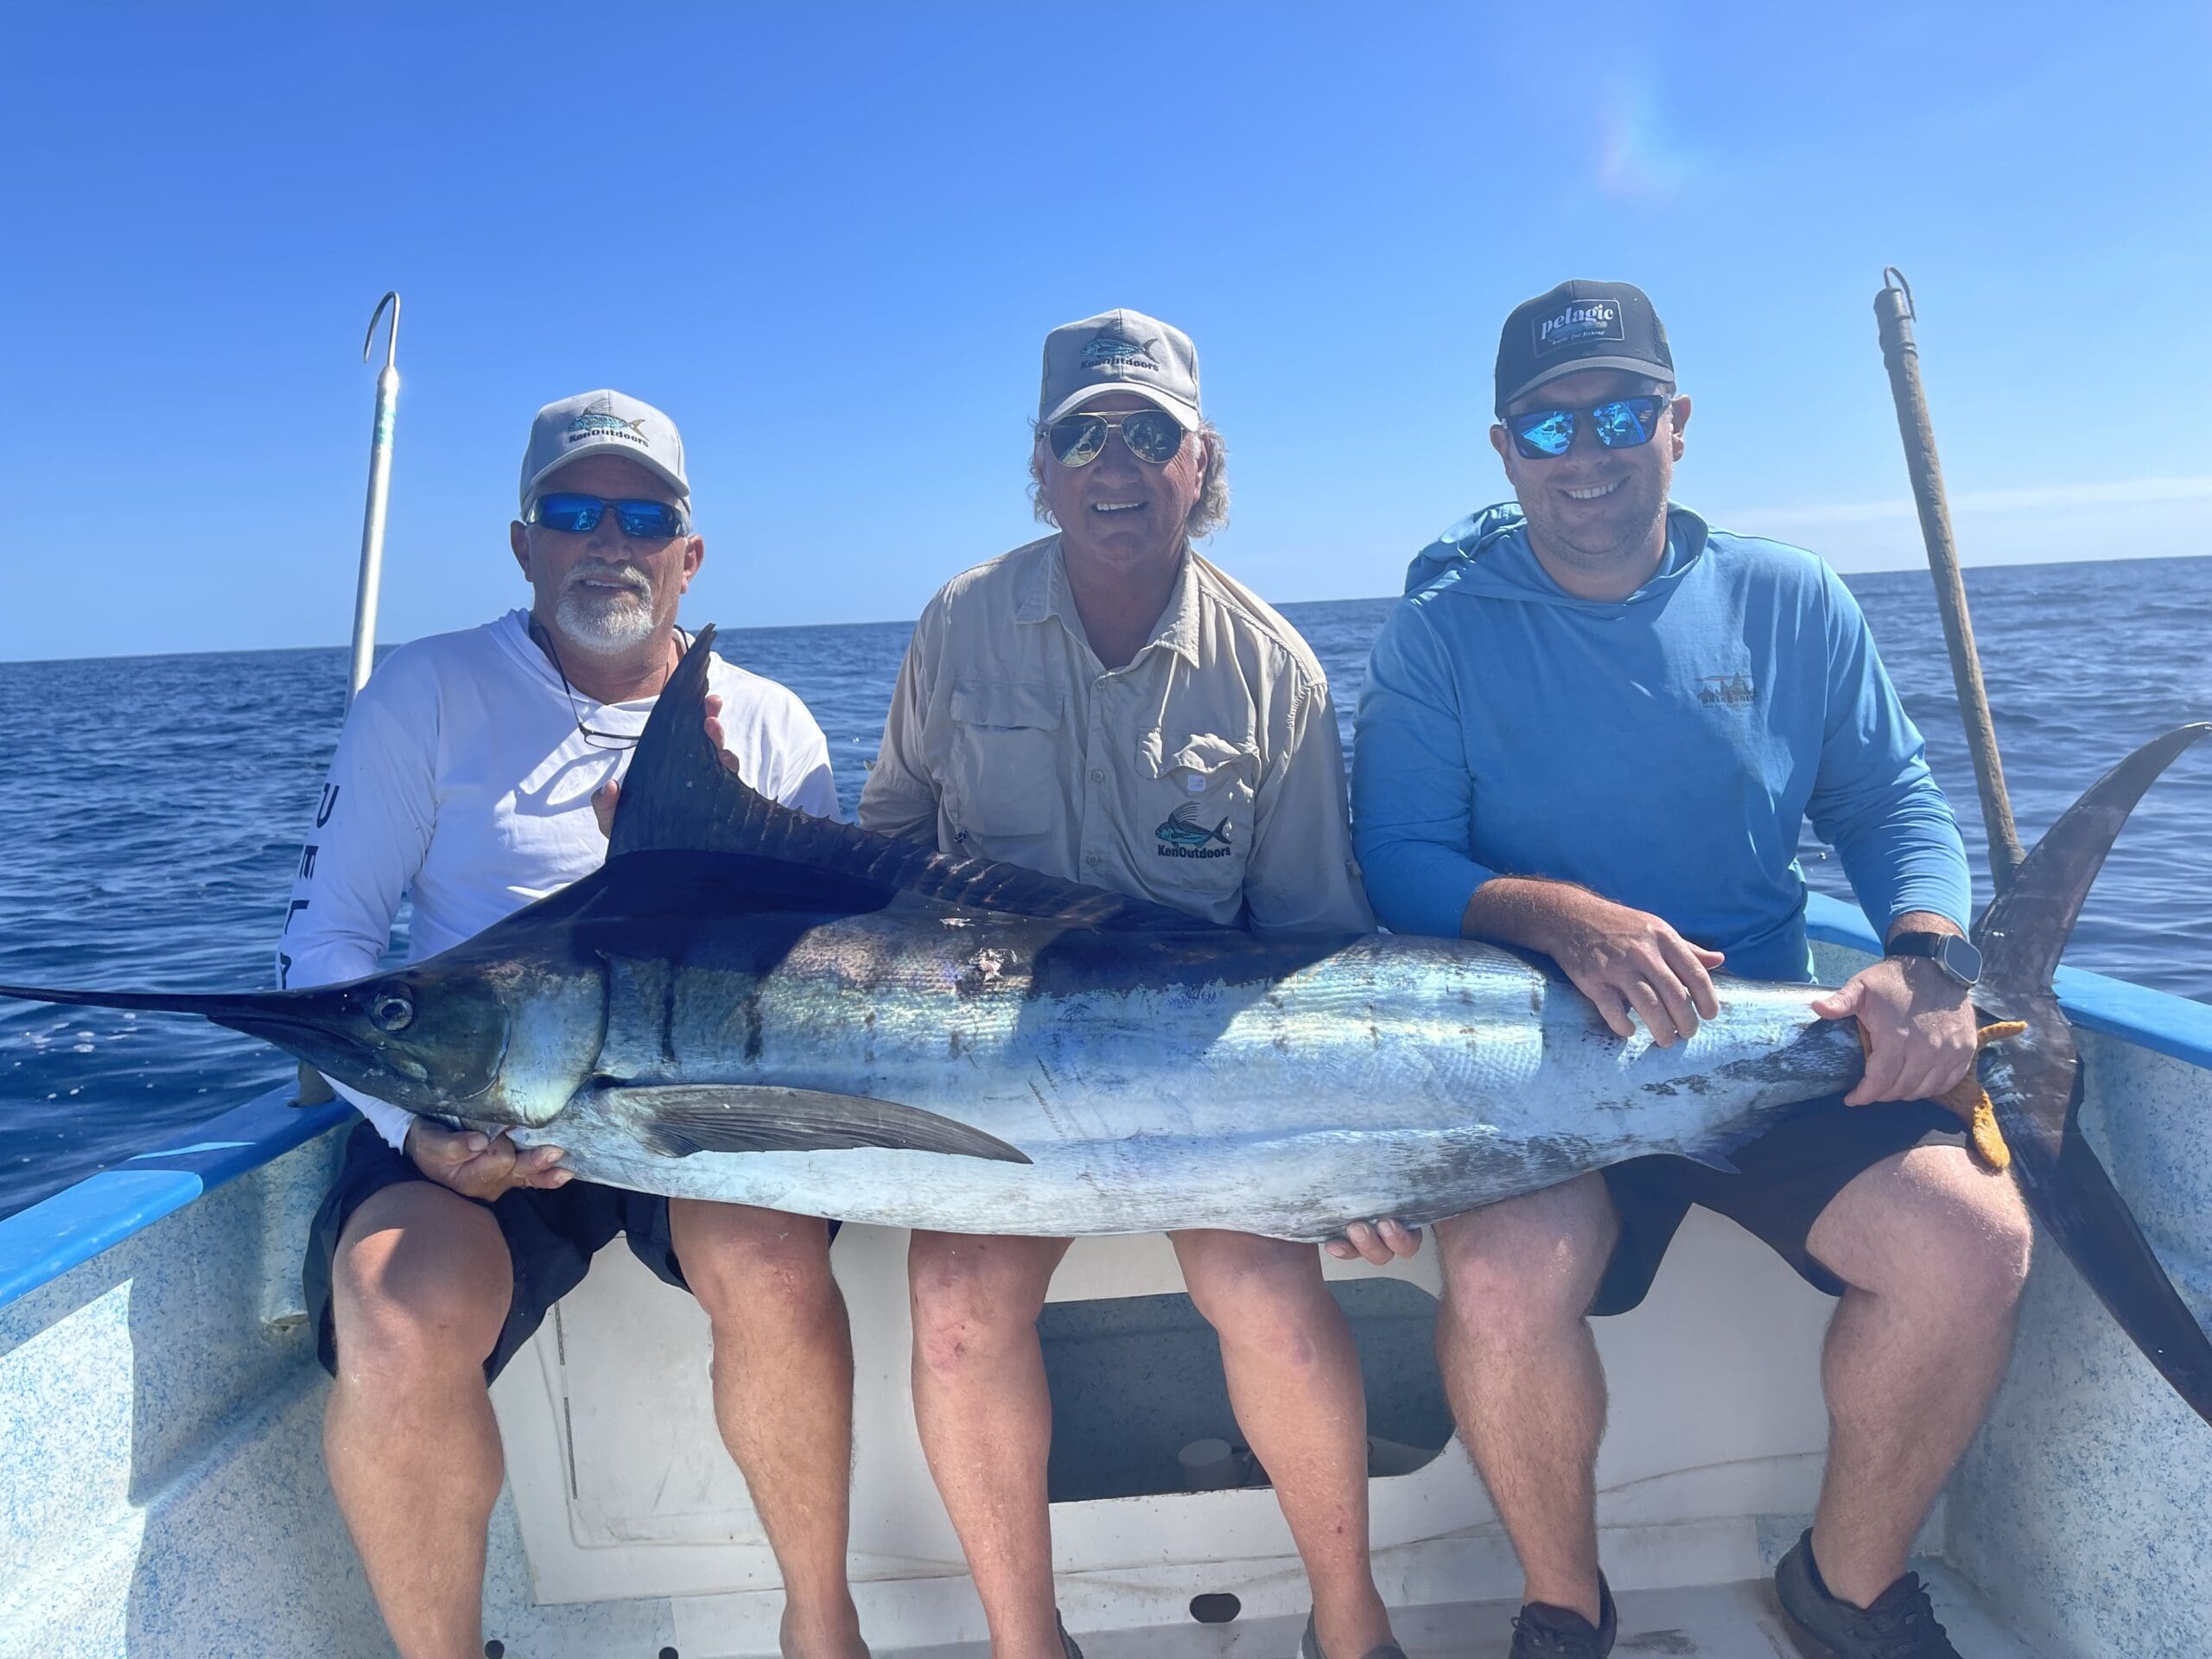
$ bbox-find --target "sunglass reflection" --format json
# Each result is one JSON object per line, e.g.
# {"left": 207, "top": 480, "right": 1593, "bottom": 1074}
{"left": 1046, "top": 409, "right": 1186, "bottom": 468}
{"left": 526, "top": 493, "right": 692, "bottom": 538}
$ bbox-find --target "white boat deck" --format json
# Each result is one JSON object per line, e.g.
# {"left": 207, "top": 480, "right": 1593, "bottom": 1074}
{"left": 893, "top": 1567, "right": 2039, "bottom": 1657}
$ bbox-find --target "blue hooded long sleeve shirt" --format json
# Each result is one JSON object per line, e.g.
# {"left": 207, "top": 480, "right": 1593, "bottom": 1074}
{"left": 1351, "top": 504, "right": 1969, "bottom": 984}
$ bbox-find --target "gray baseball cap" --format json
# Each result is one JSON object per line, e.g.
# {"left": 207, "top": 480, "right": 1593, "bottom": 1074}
{"left": 1039, "top": 309, "right": 1203, "bottom": 430}
{"left": 518, "top": 389, "right": 690, "bottom": 511}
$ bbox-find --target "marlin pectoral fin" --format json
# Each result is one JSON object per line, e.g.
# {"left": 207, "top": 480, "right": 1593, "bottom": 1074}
{"left": 596, "top": 1084, "right": 1033, "bottom": 1165}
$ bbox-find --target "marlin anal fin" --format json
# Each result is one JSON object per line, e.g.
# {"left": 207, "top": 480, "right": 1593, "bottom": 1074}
{"left": 594, "top": 1083, "right": 1033, "bottom": 1165}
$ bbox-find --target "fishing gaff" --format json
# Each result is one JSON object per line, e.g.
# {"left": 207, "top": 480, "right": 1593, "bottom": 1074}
{"left": 1873, "top": 268, "right": 2027, "bottom": 891}
{"left": 347, "top": 292, "right": 402, "bottom": 705}
{"left": 299, "top": 291, "right": 403, "bottom": 1108}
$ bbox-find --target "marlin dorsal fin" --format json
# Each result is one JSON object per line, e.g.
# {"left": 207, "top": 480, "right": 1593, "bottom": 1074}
{"left": 608, "top": 627, "right": 1215, "bottom": 932}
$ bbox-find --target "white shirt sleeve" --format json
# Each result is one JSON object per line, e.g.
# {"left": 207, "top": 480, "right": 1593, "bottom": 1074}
{"left": 709, "top": 664, "right": 842, "bottom": 822}
{"left": 276, "top": 669, "right": 437, "bottom": 1152}
{"left": 772, "top": 718, "right": 840, "bottom": 821}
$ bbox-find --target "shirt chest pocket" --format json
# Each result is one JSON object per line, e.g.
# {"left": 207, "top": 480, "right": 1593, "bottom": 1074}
{"left": 1142, "top": 732, "right": 1258, "bottom": 890}
{"left": 947, "top": 680, "right": 1064, "bottom": 839}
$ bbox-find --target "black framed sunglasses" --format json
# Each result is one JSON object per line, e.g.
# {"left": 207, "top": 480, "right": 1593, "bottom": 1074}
{"left": 1503, "top": 394, "right": 1674, "bottom": 461}
{"left": 526, "top": 492, "right": 692, "bottom": 539}
{"left": 1046, "top": 408, "right": 1186, "bottom": 467}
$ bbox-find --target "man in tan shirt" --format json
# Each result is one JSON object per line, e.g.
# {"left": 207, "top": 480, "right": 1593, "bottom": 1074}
{"left": 859, "top": 311, "right": 1399, "bottom": 1659}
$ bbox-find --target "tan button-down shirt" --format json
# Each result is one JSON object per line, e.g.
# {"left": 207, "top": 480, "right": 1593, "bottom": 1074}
{"left": 859, "top": 535, "right": 1371, "bottom": 934}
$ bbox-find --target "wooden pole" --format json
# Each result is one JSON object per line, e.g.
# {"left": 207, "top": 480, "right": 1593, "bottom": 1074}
{"left": 1872, "top": 268, "right": 2026, "bottom": 893}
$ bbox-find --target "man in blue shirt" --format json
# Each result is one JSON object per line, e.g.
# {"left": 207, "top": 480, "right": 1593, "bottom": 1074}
{"left": 1347, "top": 282, "right": 2031, "bottom": 1659}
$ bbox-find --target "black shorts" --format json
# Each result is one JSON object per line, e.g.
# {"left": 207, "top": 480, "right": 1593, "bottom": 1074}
{"left": 1589, "top": 1094, "right": 1960, "bottom": 1317}
{"left": 302, "top": 1118, "right": 696, "bottom": 1382}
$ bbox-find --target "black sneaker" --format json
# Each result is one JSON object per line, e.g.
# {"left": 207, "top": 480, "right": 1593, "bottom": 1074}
{"left": 1509, "top": 1572, "right": 1616, "bottom": 1658}
{"left": 1298, "top": 1607, "right": 1411, "bottom": 1658}
{"left": 1774, "top": 1530, "right": 1961, "bottom": 1657}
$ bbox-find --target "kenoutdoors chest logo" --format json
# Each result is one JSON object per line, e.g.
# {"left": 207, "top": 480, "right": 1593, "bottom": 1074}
{"left": 565, "top": 409, "right": 650, "bottom": 448}
{"left": 1155, "top": 803, "right": 1234, "bottom": 859}
{"left": 1533, "top": 299, "right": 1624, "bottom": 357}
{"left": 1082, "top": 333, "right": 1161, "bottom": 372}
{"left": 1696, "top": 671, "right": 1757, "bottom": 709}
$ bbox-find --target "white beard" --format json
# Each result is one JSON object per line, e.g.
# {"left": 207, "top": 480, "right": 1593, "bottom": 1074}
{"left": 555, "top": 571, "right": 658, "bottom": 658}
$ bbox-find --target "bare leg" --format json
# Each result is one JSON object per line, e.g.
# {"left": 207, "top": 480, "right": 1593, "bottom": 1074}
{"left": 908, "top": 1231, "right": 1074, "bottom": 1659}
{"left": 671, "top": 1201, "right": 868, "bottom": 1659}
{"left": 1432, "top": 1174, "right": 1618, "bottom": 1625}
{"left": 1174, "top": 1230, "right": 1393, "bottom": 1658}
{"left": 1802, "top": 1145, "right": 2032, "bottom": 1607}
{"left": 323, "top": 1183, "right": 513, "bottom": 1659}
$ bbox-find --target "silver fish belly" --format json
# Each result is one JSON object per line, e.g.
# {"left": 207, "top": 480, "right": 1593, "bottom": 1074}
{"left": 532, "top": 918, "right": 1859, "bottom": 1239}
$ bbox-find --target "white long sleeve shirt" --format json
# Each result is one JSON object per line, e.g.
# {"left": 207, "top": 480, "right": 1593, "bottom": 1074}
{"left": 277, "top": 609, "right": 838, "bottom": 1150}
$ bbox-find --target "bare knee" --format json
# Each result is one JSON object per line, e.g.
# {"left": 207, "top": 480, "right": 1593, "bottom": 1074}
{"left": 1435, "top": 1178, "right": 1616, "bottom": 1337}
{"left": 1179, "top": 1235, "right": 1338, "bottom": 1371}
{"left": 674, "top": 1204, "right": 840, "bottom": 1332}
{"left": 331, "top": 1224, "right": 509, "bottom": 1395}
{"left": 908, "top": 1233, "right": 1059, "bottom": 1382}
{"left": 1819, "top": 1151, "right": 2033, "bottom": 1321}
{"left": 1907, "top": 1178, "right": 2034, "bottom": 1319}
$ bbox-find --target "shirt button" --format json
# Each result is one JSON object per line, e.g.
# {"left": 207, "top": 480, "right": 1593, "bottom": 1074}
{"left": 1089, "top": 768, "right": 1105, "bottom": 783}
{"left": 1084, "top": 853, "right": 1102, "bottom": 867}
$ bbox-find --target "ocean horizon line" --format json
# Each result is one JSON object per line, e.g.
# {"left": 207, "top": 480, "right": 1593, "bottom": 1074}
{"left": 4, "top": 547, "right": 2205, "bottom": 671}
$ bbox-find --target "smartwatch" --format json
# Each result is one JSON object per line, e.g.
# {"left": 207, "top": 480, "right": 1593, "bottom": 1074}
{"left": 1885, "top": 930, "right": 1982, "bottom": 988}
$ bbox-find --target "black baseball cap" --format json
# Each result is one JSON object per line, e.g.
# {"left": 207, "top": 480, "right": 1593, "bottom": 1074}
{"left": 1494, "top": 280, "right": 1675, "bottom": 415}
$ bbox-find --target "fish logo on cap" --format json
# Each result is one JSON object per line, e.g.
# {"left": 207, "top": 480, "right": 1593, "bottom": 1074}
{"left": 566, "top": 409, "right": 648, "bottom": 446}
{"left": 1081, "top": 333, "right": 1161, "bottom": 372}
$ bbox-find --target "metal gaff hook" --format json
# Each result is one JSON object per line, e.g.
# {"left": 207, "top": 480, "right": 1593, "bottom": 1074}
{"left": 362, "top": 290, "right": 401, "bottom": 370}
{"left": 348, "top": 290, "right": 402, "bottom": 704}
{"left": 1880, "top": 265, "right": 1916, "bottom": 321}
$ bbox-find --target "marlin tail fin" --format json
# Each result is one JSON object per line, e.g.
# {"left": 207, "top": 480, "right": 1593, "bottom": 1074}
{"left": 1974, "top": 721, "right": 2212, "bottom": 1425}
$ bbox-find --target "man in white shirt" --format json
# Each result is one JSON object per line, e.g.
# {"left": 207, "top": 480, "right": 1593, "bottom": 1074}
{"left": 289, "top": 391, "right": 868, "bottom": 1659}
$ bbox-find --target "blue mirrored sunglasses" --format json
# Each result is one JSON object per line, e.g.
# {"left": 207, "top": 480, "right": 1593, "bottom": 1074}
{"left": 526, "top": 492, "right": 691, "bottom": 538}
{"left": 1505, "top": 395, "right": 1673, "bottom": 461}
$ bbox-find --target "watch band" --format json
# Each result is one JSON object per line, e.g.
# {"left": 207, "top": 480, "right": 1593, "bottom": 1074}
{"left": 1885, "top": 929, "right": 1981, "bottom": 988}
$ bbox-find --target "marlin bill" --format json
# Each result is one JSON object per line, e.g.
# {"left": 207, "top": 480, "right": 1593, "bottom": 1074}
{"left": 3, "top": 632, "right": 2209, "bottom": 1425}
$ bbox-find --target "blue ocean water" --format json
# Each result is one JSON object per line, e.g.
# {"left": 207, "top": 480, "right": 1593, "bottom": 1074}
{"left": 2, "top": 556, "right": 2208, "bottom": 1221}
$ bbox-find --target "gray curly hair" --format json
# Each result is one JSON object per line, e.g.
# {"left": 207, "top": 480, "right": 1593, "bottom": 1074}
{"left": 1028, "top": 418, "right": 1230, "bottom": 540}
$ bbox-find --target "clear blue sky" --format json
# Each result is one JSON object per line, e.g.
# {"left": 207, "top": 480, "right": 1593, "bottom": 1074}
{"left": 3, "top": 3, "right": 2207, "bottom": 661}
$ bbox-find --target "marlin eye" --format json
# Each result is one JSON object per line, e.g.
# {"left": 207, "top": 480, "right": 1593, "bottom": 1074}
{"left": 369, "top": 987, "right": 415, "bottom": 1033}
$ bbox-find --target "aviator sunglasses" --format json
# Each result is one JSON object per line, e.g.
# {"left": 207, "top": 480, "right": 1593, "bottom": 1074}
{"left": 1503, "top": 394, "right": 1674, "bottom": 461}
{"left": 526, "top": 492, "right": 692, "bottom": 539}
{"left": 1046, "top": 408, "right": 1186, "bottom": 468}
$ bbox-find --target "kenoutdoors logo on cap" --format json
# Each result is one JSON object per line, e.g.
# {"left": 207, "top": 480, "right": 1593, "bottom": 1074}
{"left": 1534, "top": 299, "right": 1624, "bottom": 357}
{"left": 565, "top": 409, "right": 648, "bottom": 448}
{"left": 1081, "top": 333, "right": 1160, "bottom": 372}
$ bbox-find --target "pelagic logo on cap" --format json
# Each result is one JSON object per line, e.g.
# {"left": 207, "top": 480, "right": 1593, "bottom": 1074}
{"left": 1533, "top": 299, "right": 1625, "bottom": 357}
{"left": 1081, "top": 332, "right": 1161, "bottom": 372}
{"left": 565, "top": 408, "right": 649, "bottom": 448}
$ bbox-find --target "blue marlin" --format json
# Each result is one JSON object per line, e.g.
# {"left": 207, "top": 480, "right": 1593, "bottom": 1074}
{"left": 3, "top": 633, "right": 2208, "bottom": 1425}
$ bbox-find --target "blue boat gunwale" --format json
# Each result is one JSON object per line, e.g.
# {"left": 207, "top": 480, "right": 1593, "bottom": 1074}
{"left": 3, "top": 892, "right": 2208, "bottom": 1318}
